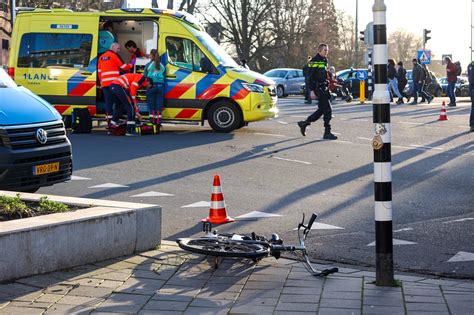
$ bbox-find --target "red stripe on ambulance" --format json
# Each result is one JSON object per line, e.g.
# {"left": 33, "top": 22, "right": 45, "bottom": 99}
{"left": 175, "top": 109, "right": 198, "bottom": 119}
{"left": 197, "top": 84, "right": 228, "bottom": 100}
{"left": 166, "top": 83, "right": 194, "bottom": 99}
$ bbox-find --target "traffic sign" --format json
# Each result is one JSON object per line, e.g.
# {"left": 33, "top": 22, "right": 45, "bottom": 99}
{"left": 417, "top": 50, "right": 431, "bottom": 65}
{"left": 356, "top": 70, "right": 367, "bottom": 80}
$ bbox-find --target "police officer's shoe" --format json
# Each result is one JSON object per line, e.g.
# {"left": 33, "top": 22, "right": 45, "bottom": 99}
{"left": 323, "top": 131, "right": 338, "bottom": 140}
{"left": 297, "top": 121, "right": 310, "bottom": 136}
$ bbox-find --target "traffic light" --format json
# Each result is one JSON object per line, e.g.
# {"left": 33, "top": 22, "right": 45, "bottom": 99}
{"left": 359, "top": 30, "right": 365, "bottom": 42}
{"left": 423, "top": 29, "right": 431, "bottom": 44}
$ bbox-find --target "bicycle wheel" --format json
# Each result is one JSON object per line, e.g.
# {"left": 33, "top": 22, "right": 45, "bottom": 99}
{"left": 177, "top": 238, "right": 269, "bottom": 258}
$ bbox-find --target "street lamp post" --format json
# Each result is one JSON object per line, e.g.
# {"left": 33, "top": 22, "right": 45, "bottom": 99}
{"left": 372, "top": 0, "right": 394, "bottom": 287}
{"left": 355, "top": 0, "right": 359, "bottom": 67}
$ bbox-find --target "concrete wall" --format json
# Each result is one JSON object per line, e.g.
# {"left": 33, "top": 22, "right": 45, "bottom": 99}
{"left": 0, "top": 191, "right": 161, "bottom": 282}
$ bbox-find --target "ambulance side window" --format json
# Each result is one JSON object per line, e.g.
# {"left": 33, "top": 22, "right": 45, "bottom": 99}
{"left": 166, "top": 37, "right": 214, "bottom": 73}
{"left": 18, "top": 33, "right": 93, "bottom": 69}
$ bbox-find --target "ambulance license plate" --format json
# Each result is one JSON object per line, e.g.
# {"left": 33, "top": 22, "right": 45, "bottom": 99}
{"left": 33, "top": 162, "right": 59, "bottom": 175}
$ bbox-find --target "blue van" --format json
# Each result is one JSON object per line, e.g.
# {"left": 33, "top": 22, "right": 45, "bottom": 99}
{"left": 0, "top": 68, "right": 72, "bottom": 192}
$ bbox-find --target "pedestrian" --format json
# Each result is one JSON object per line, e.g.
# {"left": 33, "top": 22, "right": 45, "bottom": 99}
{"left": 468, "top": 60, "right": 474, "bottom": 132}
{"left": 396, "top": 61, "right": 408, "bottom": 101}
{"left": 387, "top": 59, "right": 403, "bottom": 104}
{"left": 125, "top": 40, "right": 146, "bottom": 66}
{"left": 444, "top": 56, "right": 458, "bottom": 106}
{"left": 328, "top": 66, "right": 339, "bottom": 102}
{"left": 110, "top": 73, "right": 149, "bottom": 136}
{"left": 421, "top": 64, "right": 434, "bottom": 104}
{"left": 303, "top": 56, "right": 312, "bottom": 104}
{"left": 297, "top": 43, "right": 337, "bottom": 140}
{"left": 144, "top": 49, "right": 165, "bottom": 127}
{"left": 98, "top": 42, "right": 133, "bottom": 127}
{"left": 410, "top": 59, "right": 431, "bottom": 105}
{"left": 98, "top": 21, "right": 117, "bottom": 55}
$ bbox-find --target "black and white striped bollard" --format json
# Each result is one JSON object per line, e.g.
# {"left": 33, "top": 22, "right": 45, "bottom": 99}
{"left": 372, "top": 0, "right": 394, "bottom": 286}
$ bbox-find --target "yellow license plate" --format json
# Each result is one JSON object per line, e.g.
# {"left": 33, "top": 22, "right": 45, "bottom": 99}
{"left": 34, "top": 162, "right": 59, "bottom": 175}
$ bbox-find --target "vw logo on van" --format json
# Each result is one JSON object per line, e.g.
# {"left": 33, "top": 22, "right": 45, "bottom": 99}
{"left": 36, "top": 128, "right": 48, "bottom": 144}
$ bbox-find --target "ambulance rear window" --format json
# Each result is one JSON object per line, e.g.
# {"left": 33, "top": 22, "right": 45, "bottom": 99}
{"left": 18, "top": 33, "right": 93, "bottom": 69}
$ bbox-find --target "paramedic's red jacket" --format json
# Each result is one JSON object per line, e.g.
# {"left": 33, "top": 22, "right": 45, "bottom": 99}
{"left": 130, "top": 48, "right": 146, "bottom": 65}
{"left": 111, "top": 73, "right": 148, "bottom": 104}
{"left": 98, "top": 50, "right": 132, "bottom": 87}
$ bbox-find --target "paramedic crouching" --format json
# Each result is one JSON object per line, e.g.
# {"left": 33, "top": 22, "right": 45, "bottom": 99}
{"left": 144, "top": 49, "right": 165, "bottom": 126}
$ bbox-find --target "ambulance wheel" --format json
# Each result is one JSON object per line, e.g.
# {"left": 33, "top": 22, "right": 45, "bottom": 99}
{"left": 208, "top": 102, "right": 242, "bottom": 133}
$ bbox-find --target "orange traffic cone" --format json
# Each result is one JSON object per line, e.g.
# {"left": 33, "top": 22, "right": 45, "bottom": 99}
{"left": 202, "top": 175, "right": 234, "bottom": 224}
{"left": 438, "top": 101, "right": 448, "bottom": 121}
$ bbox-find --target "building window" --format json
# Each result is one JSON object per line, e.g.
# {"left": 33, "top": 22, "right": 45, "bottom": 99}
{"left": 18, "top": 33, "right": 92, "bottom": 69}
{"left": 1, "top": 39, "right": 8, "bottom": 50}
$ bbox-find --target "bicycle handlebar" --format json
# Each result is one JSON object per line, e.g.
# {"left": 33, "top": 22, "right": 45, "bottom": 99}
{"left": 307, "top": 213, "right": 317, "bottom": 230}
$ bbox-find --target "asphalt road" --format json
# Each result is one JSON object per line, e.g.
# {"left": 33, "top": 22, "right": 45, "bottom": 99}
{"left": 40, "top": 96, "right": 474, "bottom": 279}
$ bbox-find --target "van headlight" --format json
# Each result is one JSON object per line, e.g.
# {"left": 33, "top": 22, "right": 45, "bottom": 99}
{"left": 242, "top": 83, "right": 264, "bottom": 93}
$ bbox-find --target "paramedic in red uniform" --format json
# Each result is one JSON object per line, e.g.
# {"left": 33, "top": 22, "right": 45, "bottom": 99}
{"left": 110, "top": 73, "right": 150, "bottom": 136}
{"left": 97, "top": 42, "right": 132, "bottom": 124}
{"left": 124, "top": 40, "right": 146, "bottom": 65}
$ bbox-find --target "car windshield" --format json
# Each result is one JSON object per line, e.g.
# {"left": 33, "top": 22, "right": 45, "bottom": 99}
{"left": 264, "top": 70, "right": 287, "bottom": 78}
{"left": 195, "top": 33, "right": 239, "bottom": 68}
{"left": 0, "top": 69, "right": 16, "bottom": 88}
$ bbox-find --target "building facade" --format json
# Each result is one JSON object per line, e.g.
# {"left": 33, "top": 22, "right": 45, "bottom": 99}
{"left": 0, "top": 0, "right": 11, "bottom": 66}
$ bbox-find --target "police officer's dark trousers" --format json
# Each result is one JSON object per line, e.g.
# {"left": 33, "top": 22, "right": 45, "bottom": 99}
{"left": 306, "top": 90, "right": 332, "bottom": 131}
{"left": 110, "top": 84, "right": 136, "bottom": 133}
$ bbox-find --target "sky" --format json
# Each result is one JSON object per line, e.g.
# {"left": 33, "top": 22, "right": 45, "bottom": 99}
{"left": 131, "top": 0, "right": 473, "bottom": 63}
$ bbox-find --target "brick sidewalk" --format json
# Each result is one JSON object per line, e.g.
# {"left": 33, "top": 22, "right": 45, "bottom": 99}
{"left": 0, "top": 241, "right": 473, "bottom": 314}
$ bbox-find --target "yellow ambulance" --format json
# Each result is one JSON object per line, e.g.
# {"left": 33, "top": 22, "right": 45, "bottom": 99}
{"left": 8, "top": 8, "right": 278, "bottom": 132}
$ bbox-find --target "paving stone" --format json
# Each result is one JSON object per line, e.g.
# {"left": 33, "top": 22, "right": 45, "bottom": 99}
{"left": 201, "top": 284, "right": 244, "bottom": 293}
{"left": 115, "top": 277, "right": 165, "bottom": 295}
{"left": 196, "top": 290, "right": 239, "bottom": 300}
{"left": 406, "top": 312, "right": 449, "bottom": 315}
{"left": 10, "top": 290, "right": 44, "bottom": 302}
{"left": 206, "top": 276, "right": 248, "bottom": 285}
{"left": 35, "top": 294, "right": 63, "bottom": 303}
{"left": 183, "top": 307, "right": 230, "bottom": 315}
{"left": 138, "top": 311, "right": 183, "bottom": 315}
{"left": 92, "top": 270, "right": 132, "bottom": 282}
{"left": 0, "top": 300, "right": 10, "bottom": 309}
{"left": 0, "top": 306, "right": 44, "bottom": 314}
{"left": 44, "top": 303, "right": 98, "bottom": 314}
{"left": 68, "top": 286, "right": 113, "bottom": 298}
{"left": 16, "top": 275, "right": 61, "bottom": 288}
{"left": 403, "top": 287, "right": 443, "bottom": 297}
{"left": 363, "top": 296, "right": 403, "bottom": 306}
{"left": 93, "top": 260, "right": 137, "bottom": 271}
{"left": 320, "top": 298, "right": 361, "bottom": 309}
{"left": 96, "top": 280, "right": 124, "bottom": 289}
{"left": 244, "top": 281, "right": 284, "bottom": 290}
{"left": 44, "top": 284, "right": 74, "bottom": 295}
{"left": 324, "top": 281, "right": 362, "bottom": 292}
{"left": 166, "top": 277, "right": 208, "bottom": 287}
{"left": 334, "top": 267, "right": 360, "bottom": 274}
{"left": 56, "top": 295, "right": 104, "bottom": 306}
{"left": 212, "top": 268, "right": 253, "bottom": 277}
{"left": 64, "top": 278, "right": 103, "bottom": 287}
{"left": 404, "top": 295, "right": 446, "bottom": 303}
{"left": 317, "top": 308, "right": 362, "bottom": 315}
{"left": 363, "top": 289, "right": 402, "bottom": 298}
{"left": 393, "top": 275, "right": 425, "bottom": 282}
{"left": 274, "top": 312, "right": 317, "bottom": 315}
{"left": 252, "top": 267, "right": 289, "bottom": 276}
{"left": 453, "top": 282, "right": 474, "bottom": 290}
{"left": 190, "top": 298, "right": 234, "bottom": 308}
{"left": 275, "top": 301, "right": 318, "bottom": 312}
{"left": 8, "top": 301, "right": 50, "bottom": 309}
{"left": 322, "top": 291, "right": 361, "bottom": 300}
{"left": 229, "top": 304, "right": 275, "bottom": 314}
{"left": 278, "top": 294, "right": 318, "bottom": 303}
{"left": 362, "top": 305, "right": 404, "bottom": 314}
{"left": 158, "top": 285, "right": 201, "bottom": 297}
{"left": 142, "top": 299, "right": 189, "bottom": 311}
{"left": 92, "top": 293, "right": 149, "bottom": 313}
{"left": 0, "top": 283, "right": 39, "bottom": 298}
{"left": 285, "top": 279, "right": 324, "bottom": 288}
{"left": 234, "top": 296, "right": 278, "bottom": 306}
{"left": 405, "top": 302, "right": 449, "bottom": 312}
{"left": 418, "top": 279, "right": 460, "bottom": 286}
{"left": 364, "top": 283, "right": 402, "bottom": 292}
{"left": 449, "top": 305, "right": 474, "bottom": 315}
{"left": 282, "top": 286, "right": 322, "bottom": 295}
{"left": 238, "top": 289, "right": 282, "bottom": 298}
{"left": 286, "top": 270, "right": 313, "bottom": 280}
{"left": 248, "top": 273, "right": 287, "bottom": 282}
{"left": 123, "top": 255, "right": 157, "bottom": 265}
{"left": 444, "top": 293, "right": 474, "bottom": 302}
{"left": 178, "top": 263, "right": 216, "bottom": 274}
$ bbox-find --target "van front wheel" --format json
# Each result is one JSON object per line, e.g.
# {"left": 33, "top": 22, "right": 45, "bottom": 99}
{"left": 208, "top": 102, "right": 242, "bottom": 133}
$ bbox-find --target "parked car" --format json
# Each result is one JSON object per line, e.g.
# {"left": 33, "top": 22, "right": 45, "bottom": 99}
{"left": 264, "top": 68, "right": 305, "bottom": 98}
{"left": 0, "top": 68, "right": 72, "bottom": 192}
{"left": 438, "top": 76, "right": 470, "bottom": 97}
{"left": 336, "top": 68, "right": 369, "bottom": 98}
{"left": 404, "top": 70, "right": 442, "bottom": 97}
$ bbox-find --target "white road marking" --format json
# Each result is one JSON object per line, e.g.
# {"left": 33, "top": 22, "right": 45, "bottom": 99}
{"left": 272, "top": 156, "right": 312, "bottom": 165}
{"left": 332, "top": 132, "right": 341, "bottom": 135}
{"left": 398, "top": 121, "right": 423, "bottom": 125}
{"left": 181, "top": 201, "right": 211, "bottom": 208}
{"left": 443, "top": 218, "right": 474, "bottom": 224}
{"left": 253, "top": 132, "right": 287, "bottom": 138}
{"left": 293, "top": 222, "right": 344, "bottom": 230}
{"left": 290, "top": 115, "right": 308, "bottom": 118}
{"left": 236, "top": 211, "right": 283, "bottom": 219}
{"left": 367, "top": 239, "right": 417, "bottom": 246}
{"left": 334, "top": 140, "right": 352, "bottom": 144}
{"left": 131, "top": 191, "right": 174, "bottom": 198}
{"left": 410, "top": 144, "right": 444, "bottom": 151}
{"left": 276, "top": 121, "right": 289, "bottom": 125}
{"left": 71, "top": 175, "right": 91, "bottom": 181}
{"left": 394, "top": 228, "right": 414, "bottom": 232}
{"left": 447, "top": 251, "right": 474, "bottom": 263}
{"left": 88, "top": 183, "right": 129, "bottom": 188}
{"left": 357, "top": 137, "right": 372, "bottom": 141}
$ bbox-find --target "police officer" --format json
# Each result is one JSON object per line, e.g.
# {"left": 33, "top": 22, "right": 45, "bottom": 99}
{"left": 468, "top": 60, "right": 474, "bottom": 132}
{"left": 98, "top": 43, "right": 132, "bottom": 125}
{"left": 297, "top": 43, "right": 337, "bottom": 140}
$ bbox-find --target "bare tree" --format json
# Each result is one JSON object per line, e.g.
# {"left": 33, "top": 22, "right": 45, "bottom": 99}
{"left": 332, "top": 10, "right": 359, "bottom": 70}
{"left": 198, "top": 0, "right": 275, "bottom": 70}
{"left": 388, "top": 29, "right": 422, "bottom": 66}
